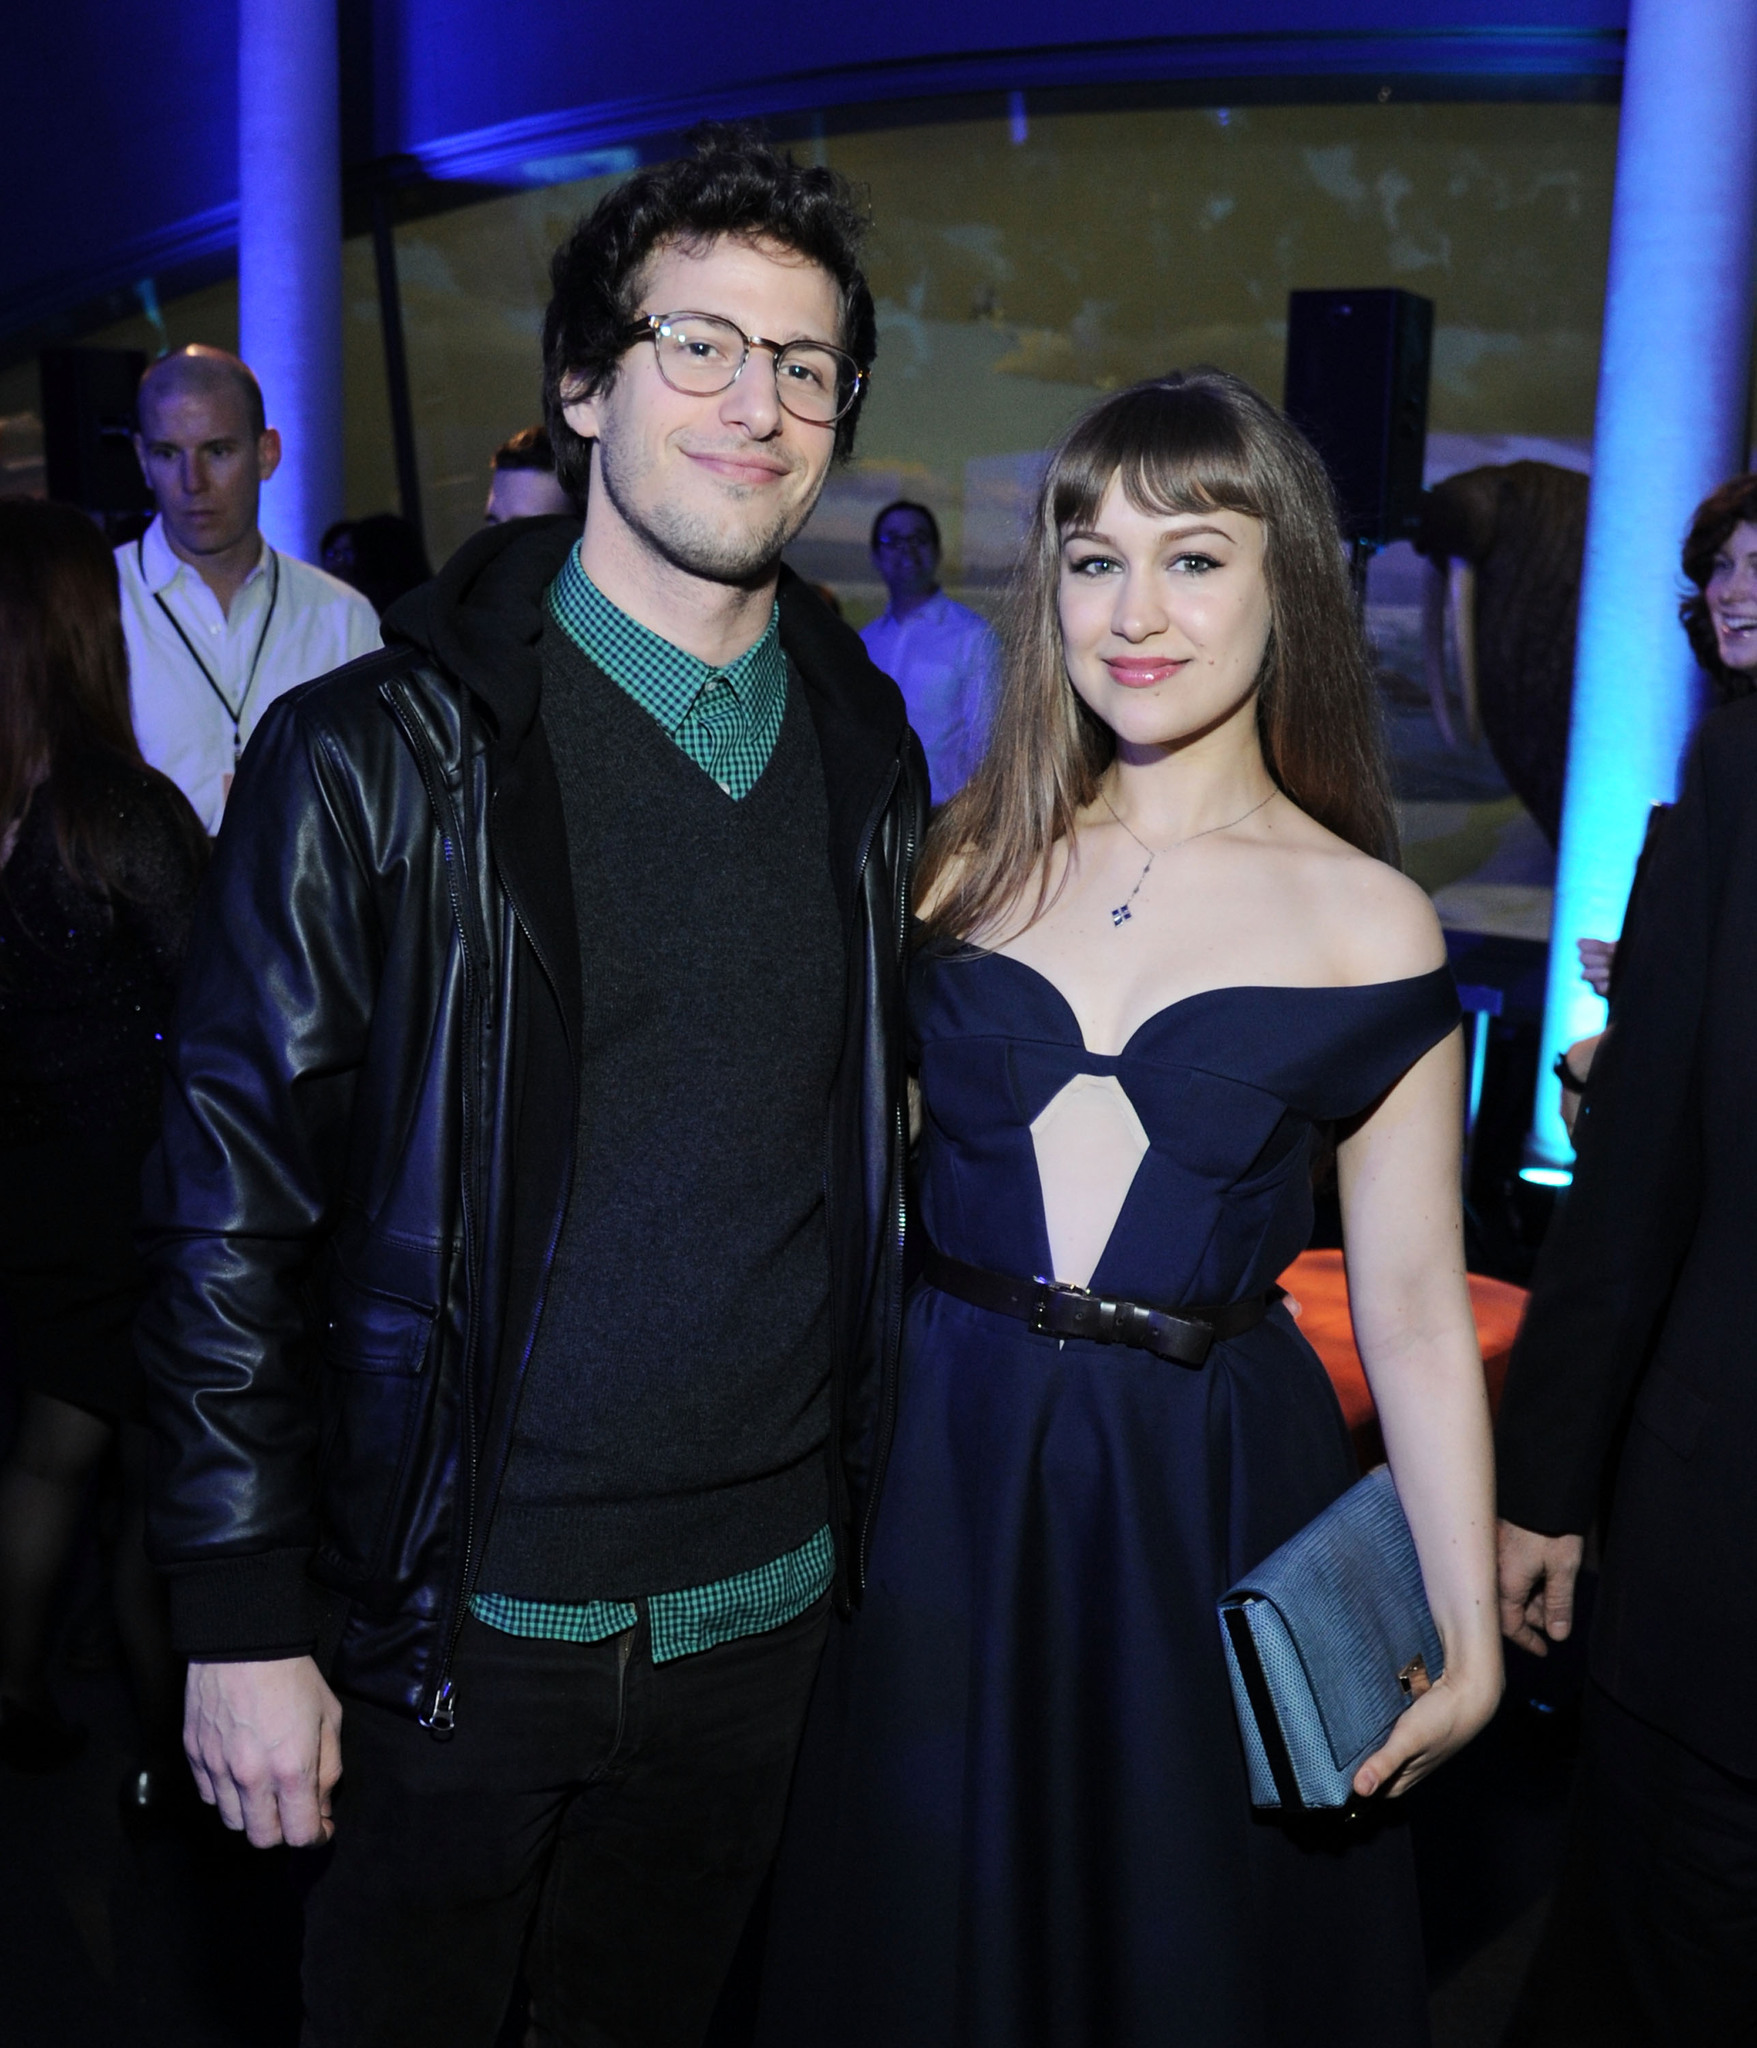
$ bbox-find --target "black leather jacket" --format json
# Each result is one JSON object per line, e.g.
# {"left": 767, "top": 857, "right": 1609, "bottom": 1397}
{"left": 139, "top": 518, "right": 927, "bottom": 1727}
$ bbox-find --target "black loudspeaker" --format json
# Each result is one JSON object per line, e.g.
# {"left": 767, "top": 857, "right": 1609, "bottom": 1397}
{"left": 39, "top": 347, "right": 153, "bottom": 518}
{"left": 1283, "top": 290, "right": 1433, "bottom": 546}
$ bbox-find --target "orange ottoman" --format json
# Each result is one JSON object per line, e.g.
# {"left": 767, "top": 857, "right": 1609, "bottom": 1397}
{"left": 1279, "top": 1247, "right": 1528, "bottom": 1467}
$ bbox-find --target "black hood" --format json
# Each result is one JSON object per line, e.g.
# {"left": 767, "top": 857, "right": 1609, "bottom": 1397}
{"left": 381, "top": 514, "right": 579, "bottom": 749}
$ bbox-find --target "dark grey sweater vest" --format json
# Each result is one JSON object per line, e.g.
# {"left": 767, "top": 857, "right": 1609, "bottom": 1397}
{"left": 480, "top": 621, "right": 844, "bottom": 1599}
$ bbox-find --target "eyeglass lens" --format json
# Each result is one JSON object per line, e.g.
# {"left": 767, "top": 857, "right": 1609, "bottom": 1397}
{"left": 647, "top": 314, "right": 856, "bottom": 423}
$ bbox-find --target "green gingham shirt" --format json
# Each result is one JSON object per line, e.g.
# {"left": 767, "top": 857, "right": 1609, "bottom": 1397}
{"left": 473, "top": 1524, "right": 833, "bottom": 1662}
{"left": 544, "top": 540, "right": 786, "bottom": 801}
{"left": 471, "top": 550, "right": 829, "bottom": 1661}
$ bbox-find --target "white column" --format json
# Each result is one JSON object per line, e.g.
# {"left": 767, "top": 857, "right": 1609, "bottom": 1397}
{"left": 1527, "top": 0, "right": 1757, "bottom": 1177}
{"left": 238, "top": 0, "right": 344, "bottom": 563}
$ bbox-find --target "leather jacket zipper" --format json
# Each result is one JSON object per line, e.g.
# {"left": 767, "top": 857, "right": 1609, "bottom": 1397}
{"left": 383, "top": 681, "right": 490, "bottom": 1737}
{"left": 852, "top": 760, "right": 918, "bottom": 1595}
{"left": 422, "top": 843, "right": 578, "bottom": 1733}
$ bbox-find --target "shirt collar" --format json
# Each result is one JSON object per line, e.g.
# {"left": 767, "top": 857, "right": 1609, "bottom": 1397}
{"left": 139, "top": 515, "right": 270, "bottom": 598}
{"left": 883, "top": 587, "right": 948, "bottom": 630}
{"left": 546, "top": 541, "right": 782, "bottom": 732}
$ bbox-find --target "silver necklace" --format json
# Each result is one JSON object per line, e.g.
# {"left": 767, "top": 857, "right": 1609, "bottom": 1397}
{"left": 1099, "top": 785, "right": 1276, "bottom": 927}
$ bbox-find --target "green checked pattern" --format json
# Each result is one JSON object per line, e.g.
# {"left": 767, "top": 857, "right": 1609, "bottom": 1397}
{"left": 547, "top": 543, "right": 785, "bottom": 799}
{"left": 471, "top": 1523, "right": 833, "bottom": 1662}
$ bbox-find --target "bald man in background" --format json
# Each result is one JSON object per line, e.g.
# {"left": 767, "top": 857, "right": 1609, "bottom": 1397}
{"left": 119, "top": 346, "right": 379, "bottom": 832}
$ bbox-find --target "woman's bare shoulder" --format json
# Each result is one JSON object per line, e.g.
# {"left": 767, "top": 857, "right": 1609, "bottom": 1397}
{"left": 1326, "top": 850, "right": 1447, "bottom": 982}
{"left": 1272, "top": 808, "right": 1448, "bottom": 984}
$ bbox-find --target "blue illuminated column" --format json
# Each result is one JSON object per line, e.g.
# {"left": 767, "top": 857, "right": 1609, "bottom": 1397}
{"left": 1527, "top": 0, "right": 1757, "bottom": 1178}
{"left": 237, "top": 0, "right": 344, "bottom": 562}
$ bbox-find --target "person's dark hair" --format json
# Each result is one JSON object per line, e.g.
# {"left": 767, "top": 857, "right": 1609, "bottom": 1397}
{"left": 1680, "top": 473, "right": 1757, "bottom": 701}
{"left": 489, "top": 423, "right": 586, "bottom": 514}
{"left": 541, "top": 125, "right": 876, "bottom": 502}
{"left": 320, "top": 512, "right": 432, "bottom": 619}
{"left": 0, "top": 497, "right": 207, "bottom": 898}
{"left": 493, "top": 424, "right": 559, "bottom": 473}
{"left": 870, "top": 500, "right": 940, "bottom": 555}
{"left": 917, "top": 370, "right": 1398, "bottom": 945}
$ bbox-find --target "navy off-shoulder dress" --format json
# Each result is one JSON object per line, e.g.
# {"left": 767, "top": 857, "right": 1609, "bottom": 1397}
{"left": 759, "top": 947, "right": 1460, "bottom": 2048}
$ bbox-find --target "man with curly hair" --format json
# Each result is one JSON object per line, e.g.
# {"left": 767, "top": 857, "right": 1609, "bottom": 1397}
{"left": 139, "top": 130, "right": 926, "bottom": 2045}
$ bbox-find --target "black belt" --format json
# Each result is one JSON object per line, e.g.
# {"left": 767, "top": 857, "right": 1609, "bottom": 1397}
{"left": 922, "top": 1241, "right": 1276, "bottom": 1369}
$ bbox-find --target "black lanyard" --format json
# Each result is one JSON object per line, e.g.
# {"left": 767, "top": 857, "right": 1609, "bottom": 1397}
{"left": 141, "top": 537, "right": 282, "bottom": 765}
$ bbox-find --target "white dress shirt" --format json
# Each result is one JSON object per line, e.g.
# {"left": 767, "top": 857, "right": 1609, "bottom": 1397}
{"left": 118, "top": 516, "right": 381, "bottom": 832}
{"left": 860, "top": 589, "right": 999, "bottom": 803}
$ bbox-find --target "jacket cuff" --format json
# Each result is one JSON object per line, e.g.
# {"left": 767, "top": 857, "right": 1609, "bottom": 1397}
{"left": 1494, "top": 1436, "right": 1594, "bottom": 1540}
{"left": 166, "top": 1549, "right": 320, "bottom": 1661}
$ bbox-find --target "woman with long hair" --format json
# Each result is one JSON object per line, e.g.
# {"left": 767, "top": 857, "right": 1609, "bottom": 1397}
{"left": 760, "top": 374, "right": 1500, "bottom": 2043}
{"left": 0, "top": 498, "right": 207, "bottom": 1814}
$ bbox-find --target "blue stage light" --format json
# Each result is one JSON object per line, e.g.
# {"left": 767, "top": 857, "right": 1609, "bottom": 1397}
{"left": 1529, "top": 0, "right": 1757, "bottom": 1173}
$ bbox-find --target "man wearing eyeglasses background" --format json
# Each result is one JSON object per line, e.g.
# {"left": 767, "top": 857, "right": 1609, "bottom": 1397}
{"left": 139, "top": 130, "right": 926, "bottom": 2046}
{"left": 861, "top": 499, "right": 999, "bottom": 800}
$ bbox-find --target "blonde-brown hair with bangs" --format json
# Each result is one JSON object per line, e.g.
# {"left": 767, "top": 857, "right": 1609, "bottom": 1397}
{"left": 916, "top": 369, "right": 1398, "bottom": 945}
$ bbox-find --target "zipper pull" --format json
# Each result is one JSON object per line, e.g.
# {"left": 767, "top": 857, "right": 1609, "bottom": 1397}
{"left": 419, "top": 1677, "right": 457, "bottom": 1736}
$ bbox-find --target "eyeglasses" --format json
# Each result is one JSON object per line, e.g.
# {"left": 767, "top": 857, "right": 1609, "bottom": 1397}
{"left": 622, "top": 312, "right": 865, "bottom": 425}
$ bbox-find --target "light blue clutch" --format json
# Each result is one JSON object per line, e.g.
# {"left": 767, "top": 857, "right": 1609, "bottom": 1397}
{"left": 1217, "top": 1465, "right": 1443, "bottom": 1810}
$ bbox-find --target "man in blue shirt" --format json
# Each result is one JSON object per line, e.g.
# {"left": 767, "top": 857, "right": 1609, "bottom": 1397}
{"left": 861, "top": 498, "right": 998, "bottom": 799}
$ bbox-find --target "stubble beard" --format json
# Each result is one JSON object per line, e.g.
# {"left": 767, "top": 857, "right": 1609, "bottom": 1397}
{"left": 597, "top": 431, "right": 823, "bottom": 588}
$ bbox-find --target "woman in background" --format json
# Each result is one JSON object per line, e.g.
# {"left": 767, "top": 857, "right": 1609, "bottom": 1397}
{"left": 1559, "top": 474, "right": 1757, "bottom": 1132}
{"left": 0, "top": 499, "right": 207, "bottom": 1820}
{"left": 1496, "top": 472, "right": 1757, "bottom": 2042}
{"left": 761, "top": 374, "right": 1500, "bottom": 2046}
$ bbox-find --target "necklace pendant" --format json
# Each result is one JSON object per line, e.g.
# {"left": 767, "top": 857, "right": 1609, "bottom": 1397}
{"left": 1111, "top": 903, "right": 1132, "bottom": 927}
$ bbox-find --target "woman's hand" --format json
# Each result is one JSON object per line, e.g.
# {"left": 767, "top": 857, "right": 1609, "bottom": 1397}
{"left": 1351, "top": 1651, "right": 1503, "bottom": 1799}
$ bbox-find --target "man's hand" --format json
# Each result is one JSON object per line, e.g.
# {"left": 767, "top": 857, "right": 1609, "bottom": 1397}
{"left": 1577, "top": 936, "right": 1616, "bottom": 998}
{"left": 1497, "top": 1520, "right": 1585, "bottom": 1657}
{"left": 184, "top": 1656, "right": 344, "bottom": 1847}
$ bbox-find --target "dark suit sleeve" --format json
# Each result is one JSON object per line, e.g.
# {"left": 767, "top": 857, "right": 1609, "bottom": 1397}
{"left": 137, "top": 696, "right": 382, "bottom": 1658}
{"left": 1496, "top": 729, "right": 1717, "bottom": 1535}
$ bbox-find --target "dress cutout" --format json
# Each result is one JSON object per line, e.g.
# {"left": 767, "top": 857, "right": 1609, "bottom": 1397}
{"left": 1030, "top": 1070, "right": 1151, "bottom": 1288}
{"left": 758, "top": 946, "right": 1460, "bottom": 2048}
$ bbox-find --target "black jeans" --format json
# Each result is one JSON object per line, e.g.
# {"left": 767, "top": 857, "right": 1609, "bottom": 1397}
{"left": 1504, "top": 1681, "right": 1757, "bottom": 2045}
{"left": 300, "top": 1597, "right": 829, "bottom": 2048}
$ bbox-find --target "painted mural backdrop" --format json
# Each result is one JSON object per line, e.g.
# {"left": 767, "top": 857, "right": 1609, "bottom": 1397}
{"left": 5, "top": 96, "right": 1640, "bottom": 936}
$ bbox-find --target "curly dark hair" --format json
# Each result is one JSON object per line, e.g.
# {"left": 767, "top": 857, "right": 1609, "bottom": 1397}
{"left": 541, "top": 127, "right": 876, "bottom": 503}
{"left": 1680, "top": 473, "right": 1757, "bottom": 700}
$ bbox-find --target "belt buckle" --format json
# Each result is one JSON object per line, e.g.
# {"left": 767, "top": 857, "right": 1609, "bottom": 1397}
{"left": 1029, "top": 1277, "right": 1087, "bottom": 1336}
